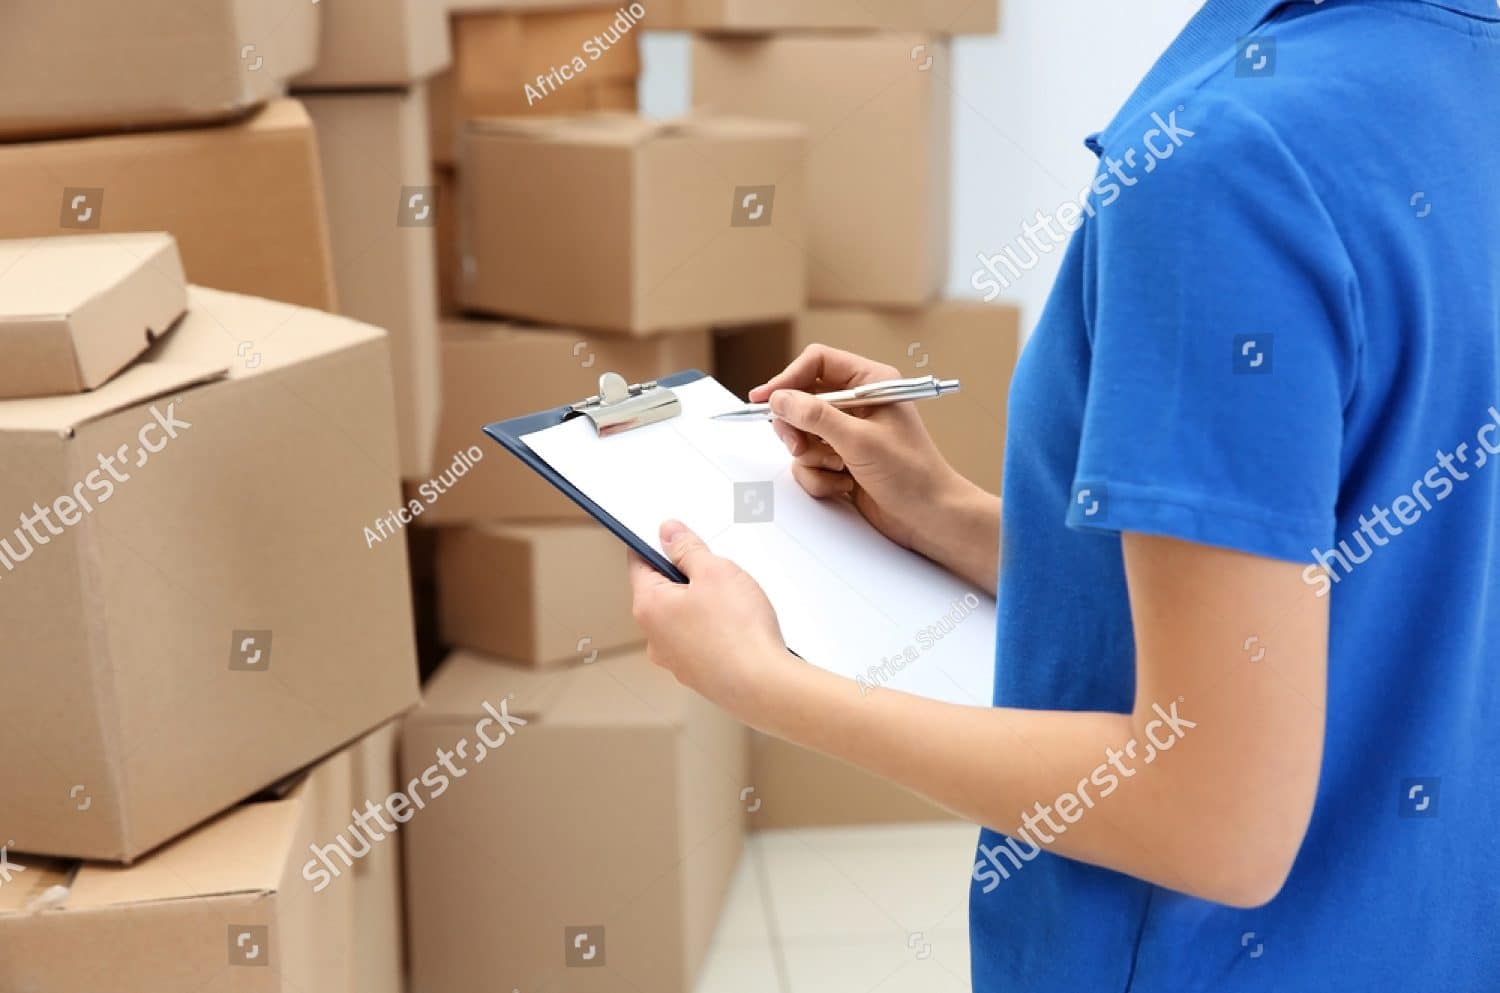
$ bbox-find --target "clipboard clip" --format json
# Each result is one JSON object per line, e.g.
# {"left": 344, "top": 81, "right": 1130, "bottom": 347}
{"left": 567, "top": 371, "right": 682, "bottom": 437}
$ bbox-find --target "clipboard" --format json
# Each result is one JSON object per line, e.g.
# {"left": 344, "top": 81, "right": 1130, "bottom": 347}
{"left": 482, "top": 369, "right": 708, "bottom": 584}
{"left": 481, "top": 367, "right": 997, "bottom": 706}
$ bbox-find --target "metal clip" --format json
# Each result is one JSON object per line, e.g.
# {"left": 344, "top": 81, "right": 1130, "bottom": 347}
{"left": 567, "top": 371, "right": 681, "bottom": 437}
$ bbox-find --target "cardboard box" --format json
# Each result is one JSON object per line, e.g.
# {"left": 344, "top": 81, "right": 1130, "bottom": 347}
{"left": 421, "top": 319, "right": 710, "bottom": 523}
{"left": 748, "top": 730, "right": 954, "bottom": 828}
{"left": 694, "top": 35, "right": 951, "bottom": 307}
{"left": 0, "top": 0, "right": 319, "bottom": 141}
{"left": 715, "top": 302, "right": 1020, "bottom": 494}
{"left": 0, "top": 730, "right": 403, "bottom": 993}
{"left": 304, "top": 89, "right": 443, "bottom": 478}
{"left": 645, "top": 0, "right": 998, "bottom": 33}
{"left": 433, "top": 167, "right": 462, "bottom": 316}
{"left": 429, "top": 6, "right": 643, "bottom": 166}
{"left": 430, "top": 70, "right": 637, "bottom": 167}
{"left": 0, "top": 285, "right": 419, "bottom": 862}
{"left": 0, "top": 100, "right": 337, "bottom": 312}
{"left": 0, "top": 233, "right": 188, "bottom": 399}
{"left": 294, "top": 0, "right": 451, "bottom": 88}
{"left": 403, "top": 650, "right": 746, "bottom": 993}
{"left": 438, "top": 522, "right": 640, "bottom": 666}
{"left": 461, "top": 114, "right": 805, "bottom": 334}
{"left": 349, "top": 722, "right": 407, "bottom": 993}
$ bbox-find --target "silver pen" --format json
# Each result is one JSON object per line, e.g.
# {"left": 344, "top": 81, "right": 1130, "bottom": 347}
{"left": 710, "top": 375, "right": 960, "bottom": 421}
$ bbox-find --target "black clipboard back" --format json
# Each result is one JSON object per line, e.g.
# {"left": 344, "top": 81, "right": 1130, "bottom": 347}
{"left": 481, "top": 369, "right": 709, "bottom": 585}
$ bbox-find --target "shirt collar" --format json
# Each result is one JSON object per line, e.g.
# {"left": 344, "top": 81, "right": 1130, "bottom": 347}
{"left": 1086, "top": 0, "right": 1500, "bottom": 156}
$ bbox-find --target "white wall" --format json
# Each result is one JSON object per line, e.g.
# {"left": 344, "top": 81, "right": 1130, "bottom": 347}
{"left": 640, "top": 1, "right": 1202, "bottom": 336}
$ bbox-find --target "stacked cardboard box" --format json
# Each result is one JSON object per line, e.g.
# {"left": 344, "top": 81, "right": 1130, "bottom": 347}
{"left": 427, "top": 3, "right": 645, "bottom": 316}
{"left": 403, "top": 650, "right": 746, "bottom": 993}
{"left": 395, "top": 8, "right": 810, "bottom": 992}
{"left": 0, "top": 10, "right": 423, "bottom": 986}
{"left": 680, "top": 1, "right": 1015, "bottom": 827}
{"left": 296, "top": 0, "right": 451, "bottom": 479}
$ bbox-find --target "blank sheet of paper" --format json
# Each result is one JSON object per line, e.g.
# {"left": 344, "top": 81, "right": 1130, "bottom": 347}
{"left": 522, "top": 376, "right": 996, "bottom": 707}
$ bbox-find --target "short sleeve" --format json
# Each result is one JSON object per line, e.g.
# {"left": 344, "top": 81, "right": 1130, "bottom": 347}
{"left": 1066, "top": 95, "right": 1361, "bottom": 562}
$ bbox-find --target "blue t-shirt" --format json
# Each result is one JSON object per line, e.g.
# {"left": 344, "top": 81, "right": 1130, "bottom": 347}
{"left": 975, "top": 1, "right": 1500, "bottom": 989}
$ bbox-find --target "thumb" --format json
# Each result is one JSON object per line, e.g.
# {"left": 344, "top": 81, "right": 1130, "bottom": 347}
{"left": 661, "top": 520, "right": 715, "bottom": 579}
{"left": 770, "top": 389, "right": 872, "bottom": 457}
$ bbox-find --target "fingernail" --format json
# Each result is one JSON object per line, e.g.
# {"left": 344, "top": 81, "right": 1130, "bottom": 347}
{"left": 661, "top": 520, "right": 686, "bottom": 545}
{"left": 770, "top": 392, "right": 790, "bottom": 416}
{"left": 825, "top": 455, "right": 845, "bottom": 472}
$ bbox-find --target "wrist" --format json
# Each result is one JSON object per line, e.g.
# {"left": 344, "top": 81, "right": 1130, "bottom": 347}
{"left": 913, "top": 471, "right": 1000, "bottom": 574}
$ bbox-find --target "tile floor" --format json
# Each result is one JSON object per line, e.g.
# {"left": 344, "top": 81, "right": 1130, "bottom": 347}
{"left": 693, "top": 822, "right": 979, "bottom": 993}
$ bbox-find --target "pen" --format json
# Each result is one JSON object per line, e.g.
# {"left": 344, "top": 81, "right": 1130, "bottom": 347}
{"left": 710, "top": 375, "right": 961, "bottom": 421}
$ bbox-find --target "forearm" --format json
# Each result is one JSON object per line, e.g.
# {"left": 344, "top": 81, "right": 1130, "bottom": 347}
{"left": 910, "top": 474, "right": 1002, "bottom": 595}
{"left": 750, "top": 658, "right": 1314, "bottom": 907}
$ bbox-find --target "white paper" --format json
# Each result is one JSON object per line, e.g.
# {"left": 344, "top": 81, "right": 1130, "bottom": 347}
{"left": 523, "top": 377, "right": 996, "bottom": 706}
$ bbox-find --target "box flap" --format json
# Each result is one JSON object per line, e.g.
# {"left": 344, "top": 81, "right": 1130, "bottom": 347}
{"left": 414, "top": 650, "right": 685, "bottom": 727}
{"left": 0, "top": 359, "right": 225, "bottom": 435}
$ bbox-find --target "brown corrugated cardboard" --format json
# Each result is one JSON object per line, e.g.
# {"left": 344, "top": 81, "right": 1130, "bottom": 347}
{"left": 421, "top": 319, "right": 710, "bottom": 522}
{"left": 0, "top": 100, "right": 337, "bottom": 311}
{"left": 0, "top": 0, "right": 319, "bottom": 141}
{"left": 461, "top": 114, "right": 806, "bottom": 334}
{"left": 0, "top": 731, "right": 404, "bottom": 993}
{"left": 0, "top": 285, "right": 419, "bottom": 862}
{"left": 645, "top": 0, "right": 998, "bottom": 33}
{"left": 715, "top": 302, "right": 1020, "bottom": 494}
{"left": 437, "top": 521, "right": 640, "bottom": 666}
{"left": 304, "top": 89, "right": 443, "bottom": 478}
{"left": 349, "top": 722, "right": 406, "bottom": 993}
{"left": 433, "top": 166, "right": 462, "bottom": 315}
{"left": 429, "top": 6, "right": 642, "bottom": 166}
{"left": 694, "top": 35, "right": 951, "bottom": 307}
{"left": 748, "top": 730, "right": 955, "bottom": 828}
{"left": 403, "top": 650, "right": 745, "bottom": 993}
{"left": 294, "top": 0, "right": 451, "bottom": 88}
{"left": 0, "top": 234, "right": 188, "bottom": 399}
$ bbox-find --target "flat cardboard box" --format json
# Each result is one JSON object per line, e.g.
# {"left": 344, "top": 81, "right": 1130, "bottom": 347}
{"left": 420, "top": 319, "right": 710, "bottom": 522}
{"left": 304, "top": 89, "right": 443, "bottom": 478}
{"left": 437, "top": 521, "right": 640, "bottom": 666}
{"left": 694, "top": 35, "right": 951, "bottom": 307}
{"left": 0, "top": 100, "right": 337, "bottom": 312}
{"left": 715, "top": 302, "right": 1020, "bottom": 495}
{"left": 0, "top": 285, "right": 419, "bottom": 862}
{"left": 294, "top": 0, "right": 451, "bottom": 88}
{"left": 0, "top": 233, "right": 187, "bottom": 399}
{"left": 748, "top": 730, "right": 954, "bottom": 828}
{"left": 644, "top": 0, "right": 998, "bottom": 32}
{"left": 0, "top": 0, "right": 319, "bottom": 141}
{"left": 430, "top": 6, "right": 642, "bottom": 166}
{"left": 403, "top": 650, "right": 745, "bottom": 993}
{"left": 461, "top": 114, "right": 806, "bottom": 334}
{"left": 0, "top": 730, "right": 402, "bottom": 993}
